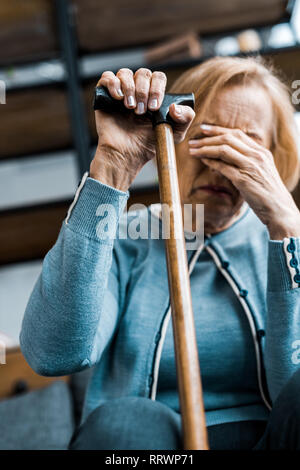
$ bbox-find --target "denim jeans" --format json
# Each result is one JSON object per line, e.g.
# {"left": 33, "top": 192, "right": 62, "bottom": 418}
{"left": 69, "top": 369, "right": 300, "bottom": 450}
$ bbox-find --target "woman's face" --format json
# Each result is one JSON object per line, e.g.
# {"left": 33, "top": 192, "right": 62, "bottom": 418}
{"left": 176, "top": 84, "right": 273, "bottom": 233}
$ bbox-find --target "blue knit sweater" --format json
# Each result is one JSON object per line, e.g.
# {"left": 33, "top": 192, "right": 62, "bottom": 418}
{"left": 20, "top": 175, "right": 300, "bottom": 427}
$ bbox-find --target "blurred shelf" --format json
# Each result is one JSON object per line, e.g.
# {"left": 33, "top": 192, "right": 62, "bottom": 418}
{"left": 2, "top": 40, "right": 300, "bottom": 92}
{"left": 0, "top": 185, "right": 159, "bottom": 265}
{"left": 73, "top": 0, "right": 291, "bottom": 53}
{"left": 0, "top": 199, "right": 70, "bottom": 265}
{"left": 0, "top": 60, "right": 66, "bottom": 91}
{"left": 0, "top": 151, "right": 78, "bottom": 210}
{"left": 0, "top": 0, "right": 58, "bottom": 67}
{"left": 0, "top": 0, "right": 297, "bottom": 91}
{"left": 0, "top": 0, "right": 291, "bottom": 69}
{"left": 0, "top": 84, "right": 72, "bottom": 159}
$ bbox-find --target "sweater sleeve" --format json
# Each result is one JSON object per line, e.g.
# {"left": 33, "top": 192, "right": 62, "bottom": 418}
{"left": 265, "top": 237, "right": 300, "bottom": 403}
{"left": 20, "top": 174, "right": 129, "bottom": 376}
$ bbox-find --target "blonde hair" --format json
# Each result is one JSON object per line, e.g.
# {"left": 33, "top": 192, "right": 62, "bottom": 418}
{"left": 169, "top": 56, "right": 300, "bottom": 191}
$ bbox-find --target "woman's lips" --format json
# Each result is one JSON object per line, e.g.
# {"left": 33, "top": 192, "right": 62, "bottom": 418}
{"left": 192, "top": 185, "right": 232, "bottom": 198}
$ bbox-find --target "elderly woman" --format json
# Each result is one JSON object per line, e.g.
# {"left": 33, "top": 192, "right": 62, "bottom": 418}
{"left": 20, "top": 56, "right": 300, "bottom": 450}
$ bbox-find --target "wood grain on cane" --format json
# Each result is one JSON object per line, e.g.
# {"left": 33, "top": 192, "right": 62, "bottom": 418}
{"left": 155, "top": 123, "right": 209, "bottom": 450}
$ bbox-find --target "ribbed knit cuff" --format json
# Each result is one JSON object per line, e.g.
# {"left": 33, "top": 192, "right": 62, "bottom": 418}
{"left": 268, "top": 238, "right": 300, "bottom": 291}
{"left": 65, "top": 174, "right": 129, "bottom": 242}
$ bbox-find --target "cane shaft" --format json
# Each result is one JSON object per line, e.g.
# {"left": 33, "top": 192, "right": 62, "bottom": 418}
{"left": 155, "top": 123, "right": 209, "bottom": 450}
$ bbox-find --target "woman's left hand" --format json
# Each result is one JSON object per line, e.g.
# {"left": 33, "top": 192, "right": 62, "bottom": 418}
{"left": 189, "top": 124, "right": 300, "bottom": 240}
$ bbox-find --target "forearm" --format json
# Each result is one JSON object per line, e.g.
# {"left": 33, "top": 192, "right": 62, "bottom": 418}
{"left": 266, "top": 193, "right": 300, "bottom": 240}
{"left": 20, "top": 176, "right": 129, "bottom": 376}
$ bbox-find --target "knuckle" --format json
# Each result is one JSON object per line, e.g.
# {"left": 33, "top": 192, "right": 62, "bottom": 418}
{"left": 107, "top": 77, "right": 116, "bottom": 87}
{"left": 136, "top": 87, "right": 148, "bottom": 99}
{"left": 221, "top": 144, "right": 228, "bottom": 155}
{"left": 117, "top": 68, "right": 133, "bottom": 77}
{"left": 125, "top": 85, "right": 135, "bottom": 94}
{"left": 153, "top": 71, "right": 167, "bottom": 82}
{"left": 149, "top": 88, "right": 161, "bottom": 98}
{"left": 223, "top": 134, "right": 232, "bottom": 144}
{"left": 252, "top": 150, "right": 261, "bottom": 159}
{"left": 150, "top": 85, "right": 165, "bottom": 98}
{"left": 135, "top": 68, "right": 152, "bottom": 78}
{"left": 251, "top": 162, "right": 261, "bottom": 174}
{"left": 101, "top": 70, "right": 113, "bottom": 78}
{"left": 234, "top": 128, "right": 244, "bottom": 138}
{"left": 252, "top": 149, "right": 265, "bottom": 162}
{"left": 239, "top": 169, "right": 249, "bottom": 181}
{"left": 120, "top": 68, "right": 133, "bottom": 74}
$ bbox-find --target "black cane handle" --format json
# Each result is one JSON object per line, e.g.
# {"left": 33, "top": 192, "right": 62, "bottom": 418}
{"left": 93, "top": 86, "right": 194, "bottom": 127}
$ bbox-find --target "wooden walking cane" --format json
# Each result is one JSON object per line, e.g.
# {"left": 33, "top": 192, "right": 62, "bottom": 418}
{"left": 94, "top": 87, "right": 209, "bottom": 450}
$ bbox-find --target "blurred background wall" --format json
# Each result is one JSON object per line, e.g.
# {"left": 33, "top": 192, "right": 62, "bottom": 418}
{"left": 0, "top": 0, "right": 300, "bottom": 345}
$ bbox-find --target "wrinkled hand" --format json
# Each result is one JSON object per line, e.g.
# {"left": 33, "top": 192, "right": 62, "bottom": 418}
{"left": 91, "top": 68, "right": 195, "bottom": 191}
{"left": 189, "top": 124, "right": 300, "bottom": 239}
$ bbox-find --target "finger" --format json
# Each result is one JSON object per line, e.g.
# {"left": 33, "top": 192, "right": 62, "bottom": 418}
{"left": 134, "top": 68, "right": 152, "bottom": 115}
{"left": 201, "top": 157, "right": 241, "bottom": 184}
{"left": 169, "top": 104, "right": 195, "bottom": 143}
{"left": 169, "top": 103, "right": 195, "bottom": 125}
{"left": 116, "top": 68, "right": 136, "bottom": 109}
{"left": 189, "top": 133, "right": 260, "bottom": 161}
{"left": 98, "top": 71, "right": 124, "bottom": 100}
{"left": 148, "top": 71, "right": 167, "bottom": 110}
{"left": 189, "top": 143, "right": 249, "bottom": 169}
{"left": 197, "top": 124, "right": 264, "bottom": 151}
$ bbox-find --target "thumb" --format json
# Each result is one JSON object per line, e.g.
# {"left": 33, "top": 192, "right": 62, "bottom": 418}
{"left": 169, "top": 103, "right": 195, "bottom": 143}
{"left": 169, "top": 103, "right": 195, "bottom": 125}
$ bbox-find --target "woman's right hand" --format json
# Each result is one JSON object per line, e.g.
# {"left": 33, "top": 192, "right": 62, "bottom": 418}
{"left": 90, "top": 68, "right": 195, "bottom": 191}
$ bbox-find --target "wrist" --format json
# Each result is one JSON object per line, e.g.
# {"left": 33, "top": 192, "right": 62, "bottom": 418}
{"left": 90, "top": 146, "right": 140, "bottom": 192}
{"left": 267, "top": 214, "right": 300, "bottom": 240}
{"left": 264, "top": 192, "right": 300, "bottom": 240}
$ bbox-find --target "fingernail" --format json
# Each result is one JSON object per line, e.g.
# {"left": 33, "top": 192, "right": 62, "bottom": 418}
{"left": 117, "top": 88, "right": 124, "bottom": 97}
{"left": 175, "top": 104, "right": 182, "bottom": 114}
{"left": 200, "top": 124, "right": 211, "bottom": 131}
{"left": 127, "top": 95, "right": 135, "bottom": 107}
{"left": 149, "top": 98, "right": 158, "bottom": 109}
{"left": 188, "top": 139, "right": 198, "bottom": 145}
{"left": 137, "top": 102, "right": 145, "bottom": 114}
